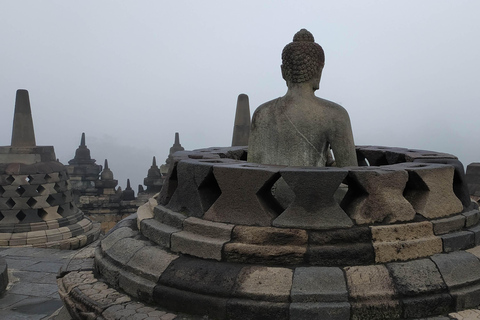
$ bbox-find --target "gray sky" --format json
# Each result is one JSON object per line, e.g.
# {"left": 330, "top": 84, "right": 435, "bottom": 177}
{"left": 1, "top": 1, "right": 480, "bottom": 190}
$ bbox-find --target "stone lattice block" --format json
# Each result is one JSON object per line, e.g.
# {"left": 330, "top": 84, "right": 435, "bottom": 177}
{"left": 233, "top": 266, "right": 293, "bottom": 302}
{"left": 204, "top": 163, "right": 282, "bottom": 226}
{"left": 273, "top": 167, "right": 353, "bottom": 229}
{"left": 402, "top": 163, "right": 463, "bottom": 219}
{"left": 341, "top": 167, "right": 415, "bottom": 224}
{"left": 372, "top": 221, "right": 442, "bottom": 263}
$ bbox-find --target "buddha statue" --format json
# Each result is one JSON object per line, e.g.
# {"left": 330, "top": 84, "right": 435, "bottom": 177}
{"left": 248, "top": 29, "right": 357, "bottom": 167}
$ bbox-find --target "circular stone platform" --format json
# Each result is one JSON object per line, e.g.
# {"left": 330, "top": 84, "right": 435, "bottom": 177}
{"left": 60, "top": 146, "right": 480, "bottom": 319}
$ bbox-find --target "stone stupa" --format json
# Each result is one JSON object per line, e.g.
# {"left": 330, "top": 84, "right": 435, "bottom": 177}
{"left": 58, "top": 30, "right": 480, "bottom": 320}
{"left": 0, "top": 90, "right": 100, "bottom": 248}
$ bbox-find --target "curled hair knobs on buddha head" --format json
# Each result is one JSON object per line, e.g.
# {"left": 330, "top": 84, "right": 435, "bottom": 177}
{"left": 281, "top": 29, "right": 325, "bottom": 84}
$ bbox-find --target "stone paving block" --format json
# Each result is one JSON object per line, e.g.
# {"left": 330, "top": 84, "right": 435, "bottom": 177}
{"left": 291, "top": 267, "right": 348, "bottom": 302}
{"left": 432, "top": 215, "right": 466, "bottom": 235}
{"left": 402, "top": 163, "right": 463, "bottom": 219}
{"left": 463, "top": 210, "right": 480, "bottom": 227}
{"left": 119, "top": 270, "right": 155, "bottom": 302}
{"left": 153, "top": 284, "right": 227, "bottom": 319}
{"left": 159, "top": 256, "right": 242, "bottom": 297}
{"left": 273, "top": 167, "right": 353, "bottom": 229}
{"left": 140, "top": 218, "right": 178, "bottom": 248}
{"left": 100, "top": 226, "right": 137, "bottom": 252}
{"left": 345, "top": 265, "right": 401, "bottom": 319}
{"left": 341, "top": 167, "right": 415, "bottom": 224}
{"left": 466, "top": 245, "right": 480, "bottom": 259}
{"left": 449, "top": 309, "right": 480, "bottom": 320}
{"left": 204, "top": 164, "right": 282, "bottom": 226}
{"left": 183, "top": 216, "right": 233, "bottom": 238}
{"left": 468, "top": 225, "right": 480, "bottom": 246}
{"left": 29, "top": 221, "right": 47, "bottom": 231}
{"left": 431, "top": 251, "right": 480, "bottom": 290}
{"left": 170, "top": 230, "right": 226, "bottom": 260}
{"left": 387, "top": 258, "right": 447, "bottom": 296}
{"left": 105, "top": 237, "right": 148, "bottom": 265}
{"left": 290, "top": 302, "right": 350, "bottom": 320}
{"left": 441, "top": 231, "right": 475, "bottom": 252}
{"left": 372, "top": 222, "right": 442, "bottom": 262}
{"left": 233, "top": 266, "right": 293, "bottom": 302}
{"left": 450, "top": 283, "right": 480, "bottom": 311}
{"left": 126, "top": 245, "right": 178, "bottom": 282}
{"left": 226, "top": 299, "right": 289, "bottom": 320}
{"left": 153, "top": 205, "right": 186, "bottom": 229}
{"left": 224, "top": 226, "right": 307, "bottom": 265}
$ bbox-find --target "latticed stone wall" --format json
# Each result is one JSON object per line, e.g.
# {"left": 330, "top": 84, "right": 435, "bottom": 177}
{"left": 0, "top": 161, "right": 100, "bottom": 247}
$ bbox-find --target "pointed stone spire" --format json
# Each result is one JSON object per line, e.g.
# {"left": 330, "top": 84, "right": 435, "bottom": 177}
{"left": 122, "top": 178, "right": 135, "bottom": 200}
{"left": 69, "top": 132, "right": 95, "bottom": 165}
{"left": 147, "top": 156, "right": 161, "bottom": 178}
{"left": 104, "top": 159, "right": 109, "bottom": 170}
{"left": 101, "top": 159, "right": 114, "bottom": 181}
{"left": 231, "top": 93, "right": 251, "bottom": 146}
{"left": 11, "top": 89, "right": 36, "bottom": 147}
{"left": 166, "top": 132, "right": 185, "bottom": 165}
{"left": 152, "top": 156, "right": 157, "bottom": 167}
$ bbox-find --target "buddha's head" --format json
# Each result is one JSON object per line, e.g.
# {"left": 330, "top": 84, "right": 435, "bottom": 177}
{"left": 281, "top": 29, "right": 325, "bottom": 90}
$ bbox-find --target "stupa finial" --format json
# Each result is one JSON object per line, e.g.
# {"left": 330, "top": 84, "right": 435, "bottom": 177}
{"left": 11, "top": 89, "right": 36, "bottom": 147}
{"left": 126, "top": 179, "right": 132, "bottom": 190}
{"left": 152, "top": 156, "right": 157, "bottom": 167}
{"left": 80, "top": 132, "right": 86, "bottom": 147}
{"left": 104, "top": 159, "right": 109, "bottom": 170}
{"left": 232, "top": 93, "right": 251, "bottom": 146}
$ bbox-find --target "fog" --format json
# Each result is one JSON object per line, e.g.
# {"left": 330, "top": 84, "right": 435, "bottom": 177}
{"left": 1, "top": 1, "right": 479, "bottom": 189}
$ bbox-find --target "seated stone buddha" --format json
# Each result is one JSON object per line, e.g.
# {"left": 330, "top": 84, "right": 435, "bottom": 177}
{"left": 248, "top": 29, "right": 357, "bottom": 167}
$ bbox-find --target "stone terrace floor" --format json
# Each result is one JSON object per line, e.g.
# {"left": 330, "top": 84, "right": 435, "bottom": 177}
{"left": 0, "top": 246, "right": 73, "bottom": 320}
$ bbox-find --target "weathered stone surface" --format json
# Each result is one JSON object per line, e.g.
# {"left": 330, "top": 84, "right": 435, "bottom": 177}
{"left": 463, "top": 210, "right": 480, "bottom": 227}
{"left": 341, "top": 167, "right": 415, "bottom": 224}
{"left": 159, "top": 256, "right": 242, "bottom": 297}
{"left": 226, "top": 299, "right": 289, "bottom": 320}
{"left": 291, "top": 267, "right": 348, "bottom": 302}
{"left": 166, "top": 160, "right": 222, "bottom": 218}
{"left": 402, "top": 294, "right": 452, "bottom": 319}
{"left": 153, "top": 205, "right": 187, "bottom": 229}
{"left": 431, "top": 251, "right": 480, "bottom": 289}
{"left": 432, "top": 215, "right": 466, "bottom": 235}
{"left": 307, "top": 227, "right": 375, "bottom": 266}
{"left": 387, "top": 258, "right": 447, "bottom": 296}
{"left": 402, "top": 163, "right": 463, "bottom": 219}
{"left": 140, "top": 218, "right": 178, "bottom": 248}
{"left": 466, "top": 163, "right": 480, "bottom": 196}
{"left": 290, "top": 302, "right": 351, "bottom": 320}
{"left": 450, "top": 309, "right": 480, "bottom": 320}
{"left": 468, "top": 224, "right": 480, "bottom": 246}
{"left": 204, "top": 163, "right": 282, "bottom": 226}
{"left": 11, "top": 89, "right": 36, "bottom": 147}
{"left": 126, "top": 245, "right": 178, "bottom": 282}
{"left": 441, "top": 231, "right": 475, "bottom": 252}
{"left": 224, "top": 226, "right": 307, "bottom": 264}
{"left": 345, "top": 265, "right": 401, "bottom": 320}
{"left": 273, "top": 167, "right": 353, "bottom": 229}
{"left": 100, "top": 226, "right": 137, "bottom": 252}
{"left": 105, "top": 237, "right": 148, "bottom": 265}
{"left": 234, "top": 266, "right": 293, "bottom": 302}
{"left": 371, "top": 222, "right": 442, "bottom": 263}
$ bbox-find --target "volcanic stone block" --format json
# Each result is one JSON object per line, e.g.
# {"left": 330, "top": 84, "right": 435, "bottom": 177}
{"left": 126, "top": 246, "right": 178, "bottom": 282}
{"left": 159, "top": 256, "right": 242, "bottom": 297}
{"left": 224, "top": 226, "right": 307, "bottom": 265}
{"left": 153, "top": 205, "right": 186, "bottom": 229}
{"left": 387, "top": 259, "right": 447, "bottom": 296}
{"left": 273, "top": 167, "right": 353, "bottom": 229}
{"left": 402, "top": 294, "right": 453, "bottom": 318}
{"left": 167, "top": 160, "right": 222, "bottom": 217}
{"left": 466, "top": 163, "right": 480, "bottom": 196}
{"left": 140, "top": 218, "right": 178, "bottom": 248}
{"left": 226, "top": 299, "right": 289, "bottom": 320}
{"left": 171, "top": 217, "right": 233, "bottom": 260}
{"left": 101, "top": 227, "right": 140, "bottom": 253}
{"left": 291, "top": 267, "right": 348, "bottom": 302}
{"left": 341, "top": 167, "right": 415, "bottom": 224}
{"left": 234, "top": 266, "right": 293, "bottom": 302}
{"left": 371, "top": 222, "right": 442, "bottom": 263}
{"left": 204, "top": 164, "right": 282, "bottom": 226}
{"left": 290, "top": 302, "right": 351, "bottom": 320}
{"left": 432, "top": 215, "right": 466, "bottom": 235}
{"left": 463, "top": 210, "right": 480, "bottom": 227}
{"left": 105, "top": 238, "right": 148, "bottom": 265}
{"left": 118, "top": 270, "right": 155, "bottom": 302}
{"left": 345, "top": 265, "right": 401, "bottom": 320}
{"left": 153, "top": 284, "right": 227, "bottom": 319}
{"left": 441, "top": 231, "right": 475, "bottom": 252}
{"left": 431, "top": 251, "right": 480, "bottom": 309}
{"left": 402, "top": 163, "right": 463, "bottom": 219}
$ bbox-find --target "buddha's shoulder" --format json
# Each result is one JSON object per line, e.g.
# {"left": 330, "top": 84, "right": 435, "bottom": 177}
{"left": 252, "top": 97, "right": 282, "bottom": 115}
{"left": 315, "top": 97, "right": 349, "bottom": 117}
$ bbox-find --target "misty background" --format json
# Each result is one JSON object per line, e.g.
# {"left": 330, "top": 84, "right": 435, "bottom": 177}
{"left": 1, "top": 1, "right": 479, "bottom": 190}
